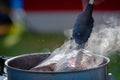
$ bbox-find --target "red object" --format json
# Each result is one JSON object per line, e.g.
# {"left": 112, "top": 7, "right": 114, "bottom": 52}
{"left": 24, "top": 0, "right": 120, "bottom": 12}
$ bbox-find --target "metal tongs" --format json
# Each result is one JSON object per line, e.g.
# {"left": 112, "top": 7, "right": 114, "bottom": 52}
{"left": 72, "top": 0, "right": 95, "bottom": 49}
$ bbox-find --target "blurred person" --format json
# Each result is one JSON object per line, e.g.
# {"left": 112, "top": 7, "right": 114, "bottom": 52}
{"left": 0, "top": 0, "right": 25, "bottom": 47}
{"left": 0, "top": 0, "right": 12, "bottom": 36}
{"left": 3, "top": 0, "right": 25, "bottom": 48}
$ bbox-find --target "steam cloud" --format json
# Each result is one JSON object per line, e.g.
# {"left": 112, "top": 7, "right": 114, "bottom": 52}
{"left": 86, "top": 16, "right": 120, "bottom": 56}
{"left": 64, "top": 15, "right": 120, "bottom": 56}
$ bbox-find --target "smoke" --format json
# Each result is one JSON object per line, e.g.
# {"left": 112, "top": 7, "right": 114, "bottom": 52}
{"left": 31, "top": 15, "right": 120, "bottom": 72}
{"left": 85, "top": 16, "right": 120, "bottom": 56}
{"left": 64, "top": 15, "right": 120, "bottom": 56}
{"left": 60, "top": 15, "right": 120, "bottom": 71}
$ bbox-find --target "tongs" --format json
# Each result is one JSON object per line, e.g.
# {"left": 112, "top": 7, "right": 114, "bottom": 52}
{"left": 72, "top": 0, "right": 95, "bottom": 49}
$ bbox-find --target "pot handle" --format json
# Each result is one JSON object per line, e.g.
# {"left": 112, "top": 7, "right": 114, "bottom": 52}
{"left": 109, "top": 73, "right": 115, "bottom": 80}
{"left": 0, "top": 56, "right": 5, "bottom": 76}
{"left": 0, "top": 56, "right": 10, "bottom": 76}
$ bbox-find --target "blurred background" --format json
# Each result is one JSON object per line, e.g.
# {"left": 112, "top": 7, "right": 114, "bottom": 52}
{"left": 0, "top": 0, "right": 120, "bottom": 79}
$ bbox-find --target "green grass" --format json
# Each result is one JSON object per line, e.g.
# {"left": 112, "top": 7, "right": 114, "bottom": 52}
{"left": 0, "top": 31, "right": 66, "bottom": 56}
{"left": 108, "top": 53, "right": 120, "bottom": 80}
{"left": 0, "top": 31, "right": 120, "bottom": 80}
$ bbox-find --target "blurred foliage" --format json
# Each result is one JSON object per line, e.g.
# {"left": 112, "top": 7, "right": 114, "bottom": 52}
{"left": 0, "top": 31, "right": 66, "bottom": 56}
{"left": 0, "top": 31, "right": 120, "bottom": 80}
{"left": 108, "top": 52, "right": 120, "bottom": 80}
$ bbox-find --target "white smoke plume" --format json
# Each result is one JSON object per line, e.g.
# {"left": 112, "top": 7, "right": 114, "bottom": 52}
{"left": 86, "top": 16, "right": 120, "bottom": 56}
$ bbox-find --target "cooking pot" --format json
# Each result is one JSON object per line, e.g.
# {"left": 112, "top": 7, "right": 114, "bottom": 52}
{"left": 5, "top": 52, "right": 111, "bottom": 80}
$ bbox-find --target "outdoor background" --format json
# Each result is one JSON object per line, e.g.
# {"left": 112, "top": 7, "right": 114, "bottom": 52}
{"left": 0, "top": 0, "right": 120, "bottom": 80}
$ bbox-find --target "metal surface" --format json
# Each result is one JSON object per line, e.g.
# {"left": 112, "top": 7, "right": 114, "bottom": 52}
{"left": 0, "top": 56, "right": 5, "bottom": 75}
{"left": 109, "top": 73, "right": 115, "bottom": 80}
{"left": 0, "top": 74, "right": 115, "bottom": 80}
{"left": 5, "top": 53, "right": 110, "bottom": 80}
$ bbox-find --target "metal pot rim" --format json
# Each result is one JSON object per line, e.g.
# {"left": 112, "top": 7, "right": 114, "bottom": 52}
{"left": 5, "top": 52, "right": 110, "bottom": 74}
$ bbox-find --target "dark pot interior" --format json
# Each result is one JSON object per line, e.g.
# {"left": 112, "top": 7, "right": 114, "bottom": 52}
{"left": 5, "top": 53, "right": 109, "bottom": 72}
{"left": 6, "top": 53, "right": 50, "bottom": 70}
